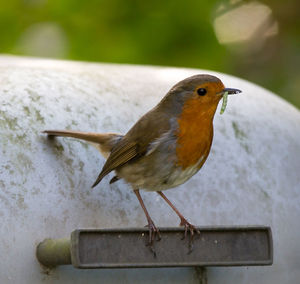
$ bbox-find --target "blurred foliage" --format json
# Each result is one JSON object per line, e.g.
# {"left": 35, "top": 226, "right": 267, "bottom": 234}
{"left": 0, "top": 0, "right": 299, "bottom": 108}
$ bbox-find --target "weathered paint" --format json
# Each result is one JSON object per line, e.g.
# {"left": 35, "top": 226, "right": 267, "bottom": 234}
{"left": 0, "top": 56, "right": 299, "bottom": 283}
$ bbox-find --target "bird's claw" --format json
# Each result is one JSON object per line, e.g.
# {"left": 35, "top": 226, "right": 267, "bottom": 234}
{"left": 145, "top": 219, "right": 161, "bottom": 244}
{"left": 179, "top": 218, "right": 200, "bottom": 252}
{"left": 144, "top": 219, "right": 161, "bottom": 256}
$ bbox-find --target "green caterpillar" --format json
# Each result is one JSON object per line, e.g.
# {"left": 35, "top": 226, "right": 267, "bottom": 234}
{"left": 220, "top": 91, "right": 228, "bottom": 115}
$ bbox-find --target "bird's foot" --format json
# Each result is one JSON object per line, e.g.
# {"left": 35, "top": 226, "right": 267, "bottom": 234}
{"left": 144, "top": 219, "right": 161, "bottom": 256}
{"left": 146, "top": 219, "right": 161, "bottom": 244}
{"left": 179, "top": 217, "right": 200, "bottom": 252}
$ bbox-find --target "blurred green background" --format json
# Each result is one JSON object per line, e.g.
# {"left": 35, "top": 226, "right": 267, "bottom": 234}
{"left": 0, "top": 0, "right": 299, "bottom": 108}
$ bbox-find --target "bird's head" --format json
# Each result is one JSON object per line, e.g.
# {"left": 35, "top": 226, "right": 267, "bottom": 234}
{"left": 160, "top": 74, "right": 241, "bottom": 117}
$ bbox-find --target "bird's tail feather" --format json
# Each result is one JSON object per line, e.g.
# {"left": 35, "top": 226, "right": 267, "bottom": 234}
{"left": 43, "top": 129, "right": 123, "bottom": 158}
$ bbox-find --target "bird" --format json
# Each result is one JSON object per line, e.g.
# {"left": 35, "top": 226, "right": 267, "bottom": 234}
{"left": 43, "top": 74, "right": 241, "bottom": 249}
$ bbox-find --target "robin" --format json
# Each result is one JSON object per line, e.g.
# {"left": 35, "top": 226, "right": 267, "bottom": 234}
{"left": 44, "top": 74, "right": 241, "bottom": 248}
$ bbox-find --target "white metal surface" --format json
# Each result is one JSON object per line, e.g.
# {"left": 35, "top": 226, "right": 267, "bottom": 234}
{"left": 0, "top": 56, "right": 299, "bottom": 283}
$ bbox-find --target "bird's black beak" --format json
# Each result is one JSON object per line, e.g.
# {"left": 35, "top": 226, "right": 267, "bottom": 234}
{"left": 220, "top": 88, "right": 242, "bottom": 95}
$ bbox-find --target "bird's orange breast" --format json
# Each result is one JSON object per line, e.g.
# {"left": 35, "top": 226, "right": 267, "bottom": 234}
{"left": 175, "top": 97, "right": 217, "bottom": 169}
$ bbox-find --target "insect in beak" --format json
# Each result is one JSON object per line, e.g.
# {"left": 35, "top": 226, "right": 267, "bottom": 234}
{"left": 219, "top": 88, "right": 242, "bottom": 115}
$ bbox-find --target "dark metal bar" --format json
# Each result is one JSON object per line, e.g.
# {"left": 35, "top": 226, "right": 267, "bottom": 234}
{"left": 36, "top": 226, "right": 273, "bottom": 268}
{"left": 70, "top": 226, "right": 273, "bottom": 268}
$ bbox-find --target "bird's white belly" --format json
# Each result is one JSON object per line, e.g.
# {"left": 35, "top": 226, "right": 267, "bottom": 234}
{"left": 165, "top": 164, "right": 201, "bottom": 189}
{"left": 119, "top": 155, "right": 205, "bottom": 192}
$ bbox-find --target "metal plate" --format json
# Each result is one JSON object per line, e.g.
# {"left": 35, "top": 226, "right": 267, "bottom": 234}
{"left": 70, "top": 226, "right": 273, "bottom": 268}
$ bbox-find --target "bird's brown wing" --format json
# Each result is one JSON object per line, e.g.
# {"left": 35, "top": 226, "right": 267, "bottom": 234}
{"left": 92, "top": 107, "right": 171, "bottom": 188}
{"left": 92, "top": 139, "right": 139, "bottom": 187}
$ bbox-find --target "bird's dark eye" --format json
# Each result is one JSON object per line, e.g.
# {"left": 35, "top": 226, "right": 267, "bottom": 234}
{"left": 197, "top": 88, "right": 207, "bottom": 96}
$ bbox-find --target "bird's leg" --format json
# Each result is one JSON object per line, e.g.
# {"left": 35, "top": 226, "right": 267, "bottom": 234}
{"left": 133, "top": 189, "right": 161, "bottom": 248}
{"left": 157, "top": 191, "right": 200, "bottom": 246}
